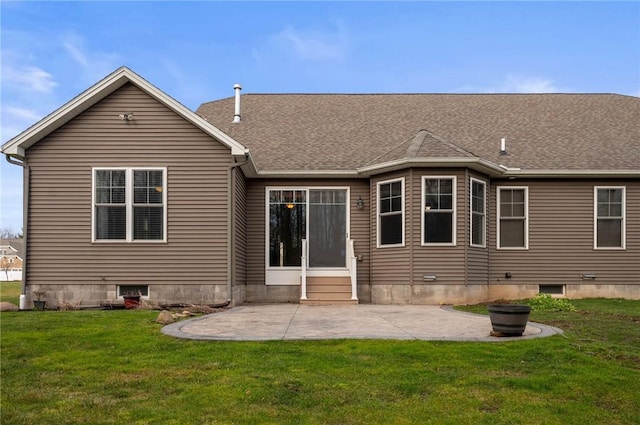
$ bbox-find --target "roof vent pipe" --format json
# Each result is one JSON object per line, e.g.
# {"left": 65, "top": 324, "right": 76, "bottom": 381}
{"left": 232, "top": 84, "right": 242, "bottom": 123}
{"left": 500, "top": 137, "right": 507, "bottom": 155}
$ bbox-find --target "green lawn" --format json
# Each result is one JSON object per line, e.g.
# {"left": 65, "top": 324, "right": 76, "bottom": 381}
{"left": 1, "top": 299, "right": 639, "bottom": 424}
{"left": 0, "top": 281, "right": 21, "bottom": 305}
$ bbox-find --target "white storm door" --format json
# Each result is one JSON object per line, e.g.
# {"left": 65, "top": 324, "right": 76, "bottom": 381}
{"left": 308, "top": 189, "right": 347, "bottom": 268}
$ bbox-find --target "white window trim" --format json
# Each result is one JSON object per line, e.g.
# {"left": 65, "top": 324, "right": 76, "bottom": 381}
{"left": 92, "top": 167, "right": 167, "bottom": 243}
{"left": 496, "top": 186, "right": 529, "bottom": 250}
{"left": 376, "top": 177, "right": 405, "bottom": 248}
{"left": 593, "top": 186, "right": 626, "bottom": 250}
{"left": 470, "top": 178, "right": 487, "bottom": 248}
{"left": 264, "top": 186, "right": 352, "bottom": 285}
{"left": 421, "top": 176, "right": 457, "bottom": 246}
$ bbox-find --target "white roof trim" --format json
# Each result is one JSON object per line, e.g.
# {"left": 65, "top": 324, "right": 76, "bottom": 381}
{"left": 1, "top": 66, "right": 248, "bottom": 157}
{"left": 502, "top": 169, "right": 640, "bottom": 178}
{"left": 356, "top": 157, "right": 506, "bottom": 177}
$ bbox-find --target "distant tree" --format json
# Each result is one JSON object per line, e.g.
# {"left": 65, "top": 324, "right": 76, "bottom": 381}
{"left": 0, "top": 256, "right": 9, "bottom": 281}
{"left": 0, "top": 228, "right": 21, "bottom": 239}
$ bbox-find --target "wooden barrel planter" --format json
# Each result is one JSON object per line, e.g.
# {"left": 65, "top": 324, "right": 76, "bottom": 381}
{"left": 123, "top": 295, "right": 141, "bottom": 309}
{"left": 487, "top": 304, "right": 531, "bottom": 336}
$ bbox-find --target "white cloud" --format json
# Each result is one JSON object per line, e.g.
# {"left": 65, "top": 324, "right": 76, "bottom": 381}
{"left": 456, "top": 74, "right": 565, "bottom": 94}
{"left": 61, "top": 33, "right": 121, "bottom": 81}
{"left": 63, "top": 41, "right": 89, "bottom": 67}
{"left": 260, "top": 21, "right": 350, "bottom": 63}
{"left": 497, "top": 74, "right": 561, "bottom": 93}
{"left": 4, "top": 106, "right": 42, "bottom": 122}
{"left": 1, "top": 65, "right": 57, "bottom": 93}
{"left": 276, "top": 25, "right": 347, "bottom": 61}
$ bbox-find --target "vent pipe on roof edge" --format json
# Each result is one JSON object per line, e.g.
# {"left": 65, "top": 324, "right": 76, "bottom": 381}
{"left": 232, "top": 84, "right": 242, "bottom": 123}
{"left": 500, "top": 137, "right": 507, "bottom": 155}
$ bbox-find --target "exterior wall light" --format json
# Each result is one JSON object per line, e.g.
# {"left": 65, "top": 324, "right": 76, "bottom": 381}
{"left": 356, "top": 196, "right": 364, "bottom": 209}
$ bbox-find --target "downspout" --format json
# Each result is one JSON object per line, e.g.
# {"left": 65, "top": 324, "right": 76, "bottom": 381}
{"left": 227, "top": 154, "right": 249, "bottom": 305}
{"left": 5, "top": 154, "right": 28, "bottom": 310}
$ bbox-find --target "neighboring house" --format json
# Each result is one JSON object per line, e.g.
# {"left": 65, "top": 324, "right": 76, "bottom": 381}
{"left": 2, "top": 67, "right": 638, "bottom": 308}
{"left": 0, "top": 239, "right": 23, "bottom": 281}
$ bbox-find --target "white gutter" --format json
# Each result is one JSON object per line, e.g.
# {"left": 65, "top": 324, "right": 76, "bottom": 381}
{"left": 227, "top": 155, "right": 250, "bottom": 305}
{"left": 5, "top": 155, "right": 28, "bottom": 309}
{"left": 501, "top": 169, "right": 640, "bottom": 179}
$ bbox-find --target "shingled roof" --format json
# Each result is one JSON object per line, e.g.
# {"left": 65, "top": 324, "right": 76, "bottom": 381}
{"left": 197, "top": 93, "right": 639, "bottom": 176}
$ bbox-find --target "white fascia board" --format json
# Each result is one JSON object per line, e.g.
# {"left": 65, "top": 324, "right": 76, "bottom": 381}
{"left": 356, "top": 157, "right": 506, "bottom": 177}
{"left": 255, "top": 169, "right": 360, "bottom": 178}
{"left": 501, "top": 169, "right": 640, "bottom": 179}
{"left": 1, "top": 66, "right": 248, "bottom": 157}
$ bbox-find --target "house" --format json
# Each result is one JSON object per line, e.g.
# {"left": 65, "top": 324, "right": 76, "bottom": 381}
{"left": 0, "top": 239, "right": 24, "bottom": 281}
{"left": 2, "top": 67, "right": 638, "bottom": 309}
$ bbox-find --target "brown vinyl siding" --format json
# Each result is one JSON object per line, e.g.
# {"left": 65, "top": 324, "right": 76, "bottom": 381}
{"left": 25, "top": 83, "right": 232, "bottom": 290}
{"left": 234, "top": 168, "right": 247, "bottom": 289}
{"left": 411, "top": 169, "right": 467, "bottom": 284}
{"left": 372, "top": 169, "right": 476, "bottom": 287}
{"left": 490, "top": 179, "right": 640, "bottom": 285}
{"left": 245, "top": 179, "right": 370, "bottom": 292}
{"left": 467, "top": 172, "right": 490, "bottom": 285}
{"left": 371, "top": 171, "right": 412, "bottom": 285}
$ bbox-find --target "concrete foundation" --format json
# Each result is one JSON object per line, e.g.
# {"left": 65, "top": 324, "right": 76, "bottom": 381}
{"left": 24, "top": 283, "right": 229, "bottom": 309}
{"left": 245, "top": 284, "right": 300, "bottom": 303}
{"left": 370, "top": 283, "right": 640, "bottom": 305}
{"left": 23, "top": 282, "right": 639, "bottom": 309}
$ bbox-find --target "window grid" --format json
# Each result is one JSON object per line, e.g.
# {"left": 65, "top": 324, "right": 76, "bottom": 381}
{"left": 423, "top": 177, "right": 456, "bottom": 245}
{"left": 497, "top": 187, "right": 528, "bottom": 249}
{"left": 470, "top": 179, "right": 486, "bottom": 247}
{"left": 93, "top": 168, "right": 166, "bottom": 243}
{"left": 595, "top": 187, "right": 625, "bottom": 249}
{"left": 377, "top": 179, "right": 404, "bottom": 247}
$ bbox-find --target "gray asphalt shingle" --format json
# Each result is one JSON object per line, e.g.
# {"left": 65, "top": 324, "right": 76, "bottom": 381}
{"left": 197, "top": 93, "right": 639, "bottom": 172}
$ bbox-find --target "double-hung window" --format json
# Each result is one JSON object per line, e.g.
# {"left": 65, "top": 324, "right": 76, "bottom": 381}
{"left": 93, "top": 168, "right": 166, "bottom": 242}
{"left": 470, "top": 178, "right": 486, "bottom": 247}
{"left": 423, "top": 177, "right": 456, "bottom": 245}
{"left": 594, "top": 187, "right": 625, "bottom": 249}
{"left": 497, "top": 187, "right": 528, "bottom": 249}
{"left": 377, "top": 178, "right": 404, "bottom": 247}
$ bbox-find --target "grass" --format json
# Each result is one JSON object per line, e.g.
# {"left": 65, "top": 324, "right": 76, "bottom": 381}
{"left": 1, "top": 299, "right": 639, "bottom": 424}
{"left": 0, "top": 281, "right": 21, "bottom": 305}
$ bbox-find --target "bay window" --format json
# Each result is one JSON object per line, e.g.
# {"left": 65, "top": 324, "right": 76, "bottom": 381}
{"left": 423, "top": 177, "right": 456, "bottom": 245}
{"left": 470, "top": 178, "right": 486, "bottom": 247}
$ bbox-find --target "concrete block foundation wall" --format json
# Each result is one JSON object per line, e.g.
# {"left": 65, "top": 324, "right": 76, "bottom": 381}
{"left": 25, "top": 283, "right": 229, "bottom": 309}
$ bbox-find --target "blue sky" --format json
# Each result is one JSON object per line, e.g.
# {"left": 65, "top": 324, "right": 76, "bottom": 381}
{"left": 1, "top": 1, "right": 639, "bottom": 232}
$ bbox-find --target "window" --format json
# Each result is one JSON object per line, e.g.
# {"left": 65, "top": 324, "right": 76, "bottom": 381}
{"left": 423, "top": 177, "right": 456, "bottom": 245}
{"left": 470, "top": 179, "right": 486, "bottom": 247}
{"left": 377, "top": 178, "right": 404, "bottom": 246}
{"left": 539, "top": 285, "right": 565, "bottom": 296}
{"left": 118, "top": 285, "right": 149, "bottom": 298}
{"left": 595, "top": 187, "right": 625, "bottom": 249}
{"left": 268, "top": 189, "right": 306, "bottom": 267}
{"left": 497, "top": 187, "right": 528, "bottom": 249}
{"left": 93, "top": 168, "right": 166, "bottom": 242}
